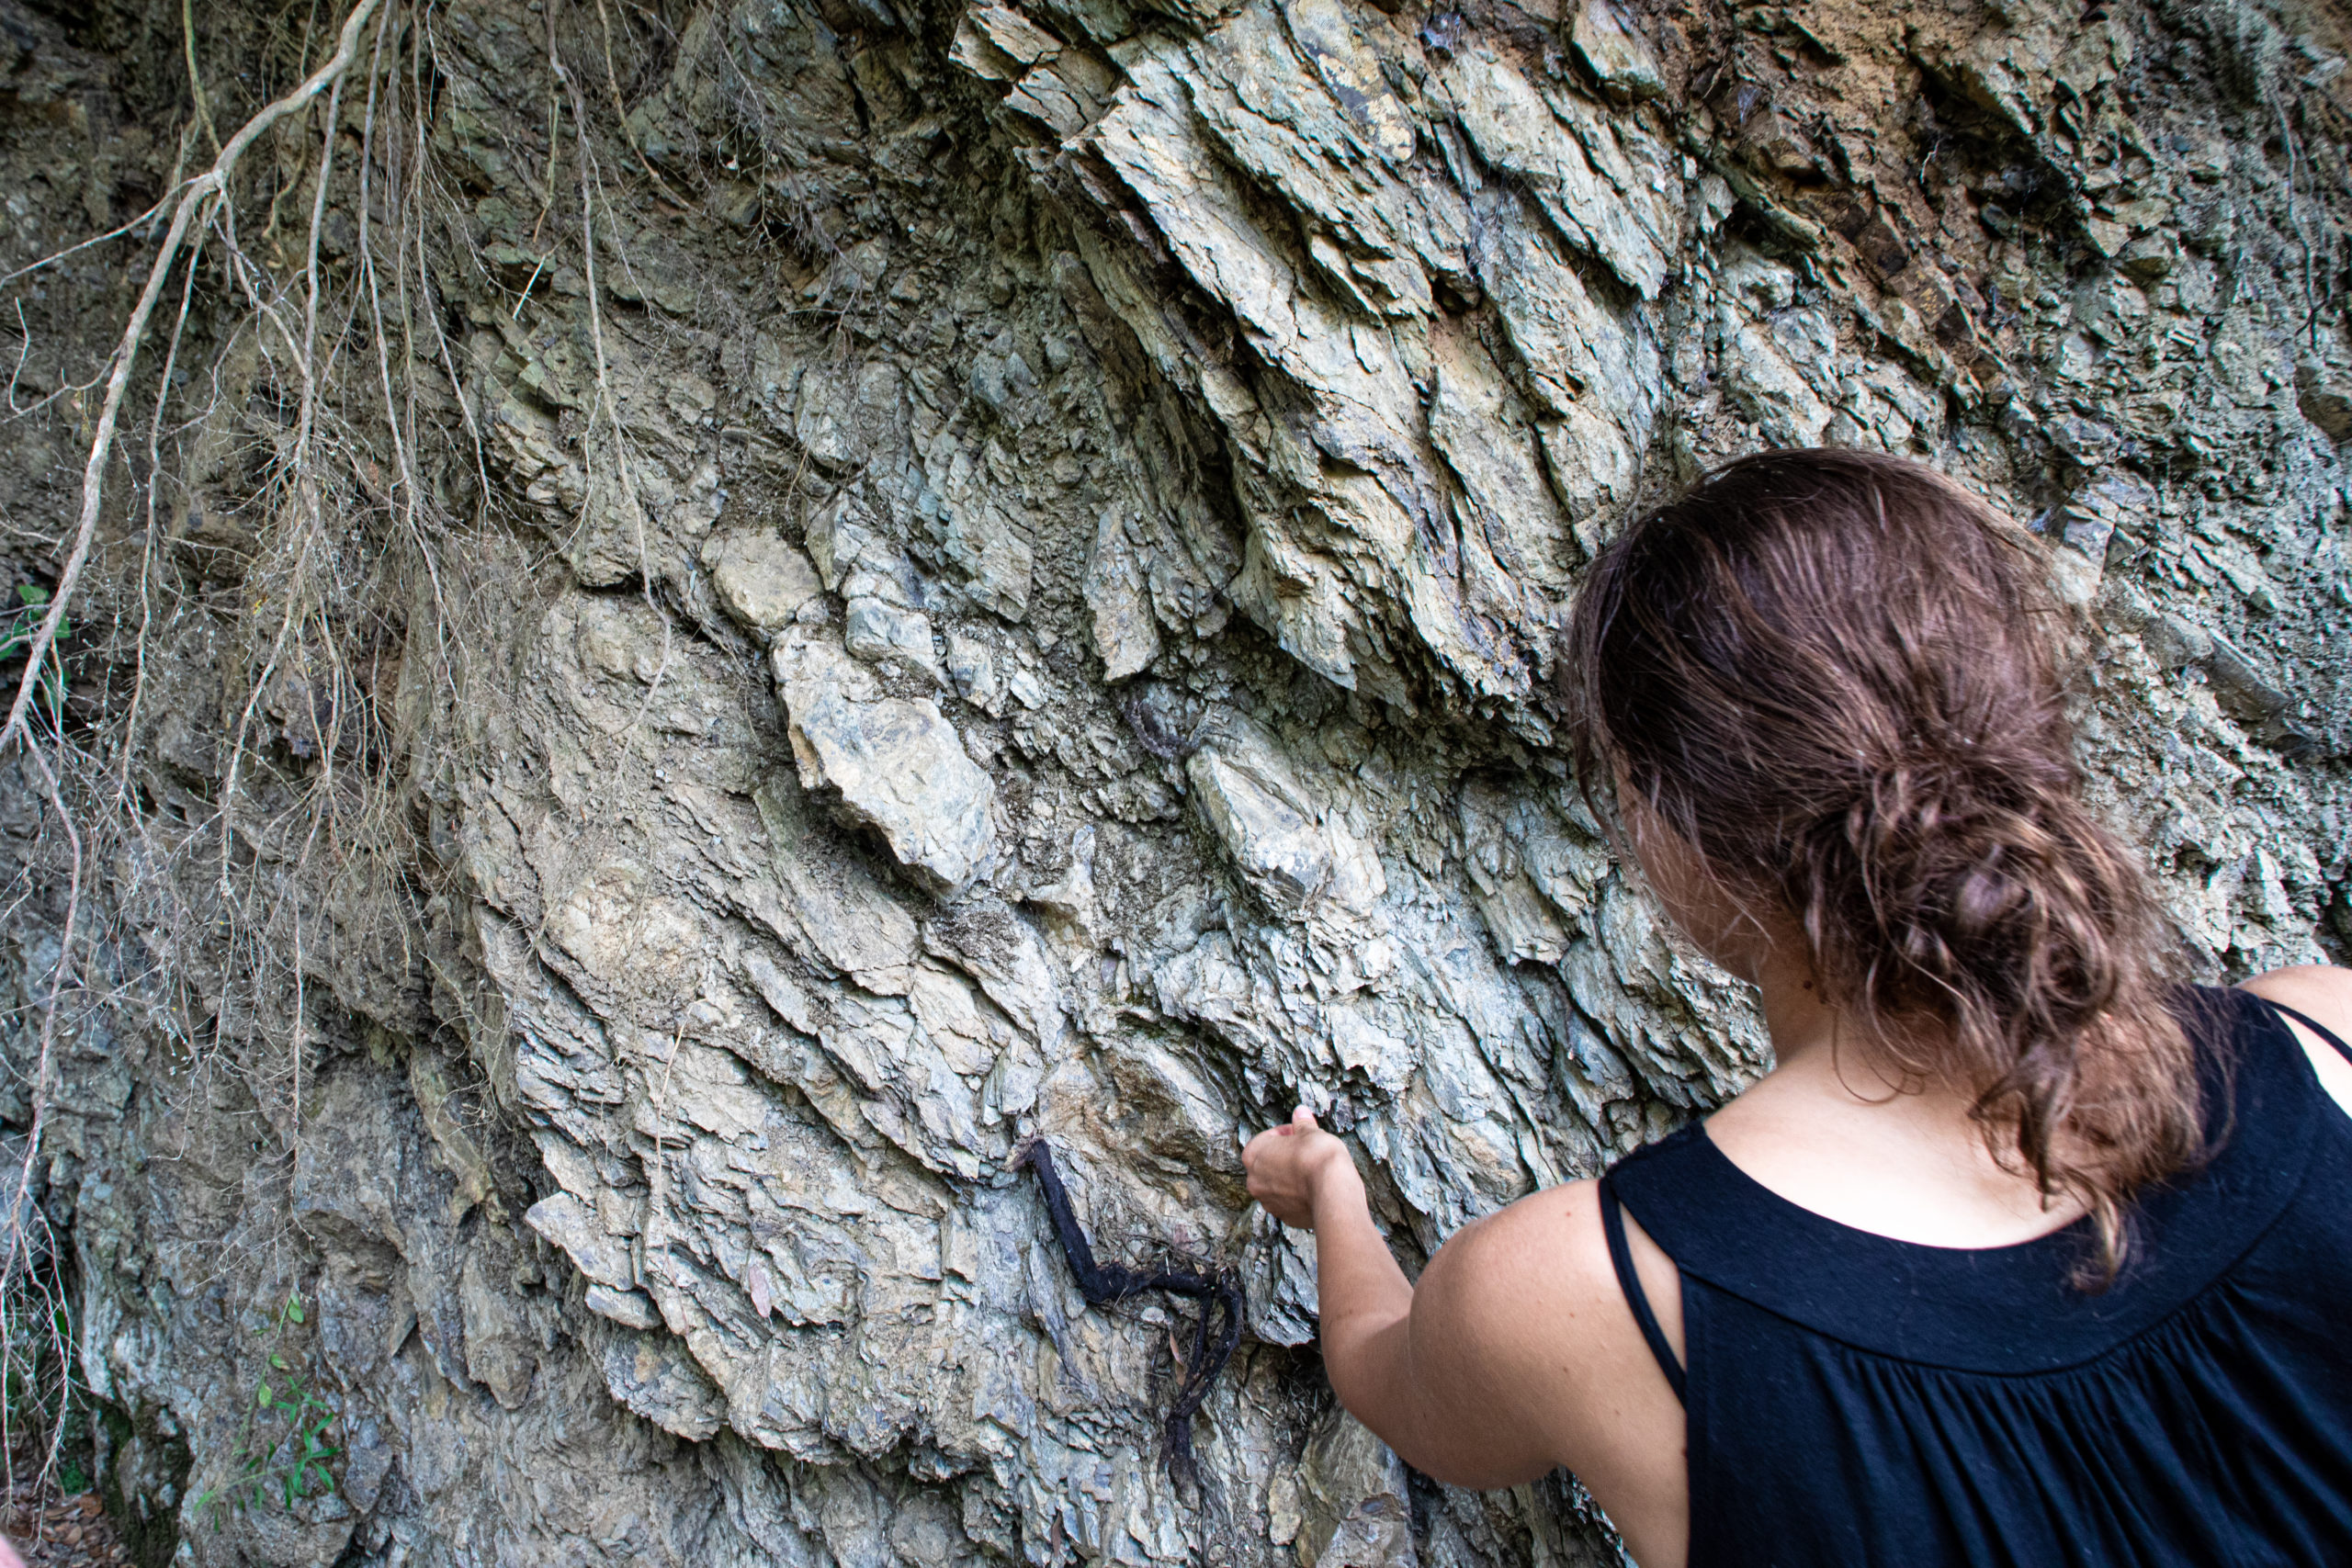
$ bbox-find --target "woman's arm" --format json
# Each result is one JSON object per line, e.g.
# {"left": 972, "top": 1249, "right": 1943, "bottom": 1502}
{"left": 1241, "top": 1110, "right": 1589, "bottom": 1488}
{"left": 1243, "top": 1110, "right": 1691, "bottom": 1563}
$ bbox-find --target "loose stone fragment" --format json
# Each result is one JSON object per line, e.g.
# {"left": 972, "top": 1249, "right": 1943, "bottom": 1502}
{"left": 844, "top": 595, "right": 944, "bottom": 682}
{"left": 945, "top": 628, "right": 1006, "bottom": 715}
{"left": 775, "top": 637, "right": 999, "bottom": 893}
{"left": 703, "top": 531, "right": 823, "bottom": 640}
{"left": 1084, "top": 511, "right": 1162, "bottom": 680}
{"left": 526, "top": 1192, "right": 634, "bottom": 1292}
{"left": 1569, "top": 0, "right": 1666, "bottom": 99}
{"left": 585, "top": 1285, "right": 663, "bottom": 1330}
{"left": 1186, "top": 719, "right": 1385, "bottom": 919}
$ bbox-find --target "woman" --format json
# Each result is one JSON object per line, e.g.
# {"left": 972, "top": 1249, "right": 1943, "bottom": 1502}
{"left": 1243, "top": 449, "right": 2352, "bottom": 1565}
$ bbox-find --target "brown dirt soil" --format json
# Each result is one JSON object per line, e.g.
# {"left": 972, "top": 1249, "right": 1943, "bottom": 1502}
{"left": 4, "top": 1481, "right": 130, "bottom": 1568}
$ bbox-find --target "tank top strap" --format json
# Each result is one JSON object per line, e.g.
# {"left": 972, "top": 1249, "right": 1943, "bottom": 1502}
{"left": 1597, "top": 1168, "right": 1688, "bottom": 1405}
{"left": 2266, "top": 998, "right": 2352, "bottom": 1066}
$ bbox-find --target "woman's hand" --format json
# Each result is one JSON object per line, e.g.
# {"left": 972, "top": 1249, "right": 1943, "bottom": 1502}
{"left": 1238, "top": 1108, "right": 1584, "bottom": 1508}
{"left": 1242, "top": 1108, "right": 1361, "bottom": 1229}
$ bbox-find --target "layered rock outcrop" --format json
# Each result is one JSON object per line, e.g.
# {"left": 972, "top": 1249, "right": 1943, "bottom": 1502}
{"left": 0, "top": 0, "right": 2344, "bottom": 1560}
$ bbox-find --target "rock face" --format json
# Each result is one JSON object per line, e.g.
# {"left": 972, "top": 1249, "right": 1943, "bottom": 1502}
{"left": 0, "top": 0, "right": 2346, "bottom": 1562}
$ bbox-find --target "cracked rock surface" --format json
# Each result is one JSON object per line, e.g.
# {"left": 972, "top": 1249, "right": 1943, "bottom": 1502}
{"left": 0, "top": 0, "right": 2346, "bottom": 1561}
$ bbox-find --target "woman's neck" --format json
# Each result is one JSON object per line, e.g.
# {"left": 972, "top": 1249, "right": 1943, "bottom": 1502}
{"left": 1706, "top": 948, "right": 2088, "bottom": 1247}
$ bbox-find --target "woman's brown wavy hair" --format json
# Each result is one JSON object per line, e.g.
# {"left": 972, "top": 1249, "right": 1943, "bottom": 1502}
{"left": 1564, "top": 448, "right": 2199, "bottom": 1284}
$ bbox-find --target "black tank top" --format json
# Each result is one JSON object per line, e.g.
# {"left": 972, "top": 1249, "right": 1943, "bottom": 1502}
{"left": 1599, "top": 986, "right": 2352, "bottom": 1566}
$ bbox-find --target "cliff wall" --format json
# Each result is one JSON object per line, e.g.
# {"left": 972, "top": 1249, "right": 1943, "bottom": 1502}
{"left": 0, "top": 0, "right": 2345, "bottom": 1559}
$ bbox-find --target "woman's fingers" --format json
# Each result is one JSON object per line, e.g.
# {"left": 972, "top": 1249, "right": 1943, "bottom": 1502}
{"left": 1243, "top": 1109, "right": 1342, "bottom": 1229}
{"left": 1249, "top": 1106, "right": 1317, "bottom": 1152}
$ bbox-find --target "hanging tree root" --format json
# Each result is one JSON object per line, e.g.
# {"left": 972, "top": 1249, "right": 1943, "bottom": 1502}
{"left": 0, "top": 0, "right": 385, "bottom": 761}
{"left": 1015, "top": 1141, "right": 1244, "bottom": 1487}
{"left": 0, "top": 0, "right": 389, "bottom": 1297}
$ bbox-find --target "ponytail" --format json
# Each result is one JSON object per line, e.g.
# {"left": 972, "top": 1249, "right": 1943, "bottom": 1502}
{"left": 1566, "top": 449, "right": 2198, "bottom": 1283}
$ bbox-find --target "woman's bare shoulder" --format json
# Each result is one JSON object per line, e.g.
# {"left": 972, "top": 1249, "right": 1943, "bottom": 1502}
{"left": 2239, "top": 964, "right": 2352, "bottom": 1034}
{"left": 1419, "top": 1178, "right": 1662, "bottom": 1415}
{"left": 2239, "top": 966, "right": 2352, "bottom": 1112}
{"left": 1437, "top": 1179, "right": 1616, "bottom": 1310}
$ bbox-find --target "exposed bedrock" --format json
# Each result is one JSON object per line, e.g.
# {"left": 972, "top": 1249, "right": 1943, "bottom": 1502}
{"left": 0, "top": 0, "right": 2346, "bottom": 1560}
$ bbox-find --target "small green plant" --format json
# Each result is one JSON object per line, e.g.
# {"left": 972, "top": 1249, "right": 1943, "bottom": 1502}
{"left": 194, "top": 1293, "right": 338, "bottom": 1523}
{"left": 0, "top": 585, "right": 70, "bottom": 730}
